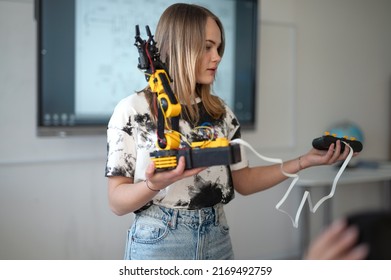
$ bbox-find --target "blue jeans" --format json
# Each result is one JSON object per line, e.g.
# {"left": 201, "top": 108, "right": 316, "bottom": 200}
{"left": 124, "top": 204, "right": 234, "bottom": 260}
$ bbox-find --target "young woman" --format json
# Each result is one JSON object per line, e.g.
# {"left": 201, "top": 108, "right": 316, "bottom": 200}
{"left": 105, "top": 3, "right": 351, "bottom": 260}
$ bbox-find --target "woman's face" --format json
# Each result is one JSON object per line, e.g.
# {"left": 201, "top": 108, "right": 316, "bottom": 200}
{"left": 196, "top": 17, "right": 222, "bottom": 85}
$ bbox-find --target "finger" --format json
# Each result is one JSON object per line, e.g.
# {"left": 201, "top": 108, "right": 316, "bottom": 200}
{"left": 335, "top": 139, "right": 353, "bottom": 161}
{"left": 172, "top": 156, "right": 186, "bottom": 174}
{"left": 311, "top": 220, "right": 347, "bottom": 250}
{"left": 338, "top": 144, "right": 351, "bottom": 161}
{"left": 341, "top": 244, "right": 369, "bottom": 260}
{"left": 324, "top": 219, "right": 348, "bottom": 241}
{"left": 145, "top": 161, "right": 156, "bottom": 180}
{"left": 305, "top": 219, "right": 348, "bottom": 259}
{"left": 330, "top": 140, "right": 342, "bottom": 162}
{"left": 325, "top": 226, "right": 360, "bottom": 259}
{"left": 324, "top": 143, "right": 336, "bottom": 160}
{"left": 183, "top": 167, "right": 206, "bottom": 177}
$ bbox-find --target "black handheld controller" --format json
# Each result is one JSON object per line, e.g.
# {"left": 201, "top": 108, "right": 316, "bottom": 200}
{"left": 312, "top": 133, "right": 363, "bottom": 153}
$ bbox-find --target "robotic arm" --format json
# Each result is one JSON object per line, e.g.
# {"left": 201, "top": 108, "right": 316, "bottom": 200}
{"left": 134, "top": 25, "right": 181, "bottom": 151}
{"left": 134, "top": 25, "right": 241, "bottom": 170}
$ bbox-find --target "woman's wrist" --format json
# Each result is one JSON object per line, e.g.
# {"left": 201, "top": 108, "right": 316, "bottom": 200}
{"left": 298, "top": 155, "right": 310, "bottom": 171}
{"left": 144, "top": 179, "right": 160, "bottom": 192}
{"left": 298, "top": 156, "right": 304, "bottom": 171}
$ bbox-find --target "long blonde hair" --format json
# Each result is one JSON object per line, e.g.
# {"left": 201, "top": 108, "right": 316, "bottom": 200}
{"left": 145, "top": 3, "right": 226, "bottom": 124}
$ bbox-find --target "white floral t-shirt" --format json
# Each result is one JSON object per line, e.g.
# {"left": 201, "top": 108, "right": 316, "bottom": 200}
{"left": 105, "top": 91, "right": 248, "bottom": 211}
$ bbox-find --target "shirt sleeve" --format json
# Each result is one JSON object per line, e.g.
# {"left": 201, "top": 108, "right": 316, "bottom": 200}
{"left": 105, "top": 98, "right": 138, "bottom": 178}
{"left": 230, "top": 143, "right": 249, "bottom": 171}
{"left": 224, "top": 103, "right": 249, "bottom": 171}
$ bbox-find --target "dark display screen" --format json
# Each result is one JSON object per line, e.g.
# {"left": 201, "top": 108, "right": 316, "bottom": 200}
{"left": 36, "top": 0, "right": 258, "bottom": 136}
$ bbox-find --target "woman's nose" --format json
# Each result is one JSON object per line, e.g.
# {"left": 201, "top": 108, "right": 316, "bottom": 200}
{"left": 213, "top": 51, "right": 221, "bottom": 62}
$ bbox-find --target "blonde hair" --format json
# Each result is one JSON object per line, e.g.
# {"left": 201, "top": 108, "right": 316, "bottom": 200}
{"left": 146, "top": 3, "right": 226, "bottom": 124}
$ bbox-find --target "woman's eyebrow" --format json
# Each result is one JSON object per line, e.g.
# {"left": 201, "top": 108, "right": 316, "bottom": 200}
{"left": 206, "top": 39, "right": 220, "bottom": 46}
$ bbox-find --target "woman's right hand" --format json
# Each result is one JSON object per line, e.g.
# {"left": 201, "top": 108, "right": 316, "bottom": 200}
{"left": 144, "top": 156, "right": 205, "bottom": 191}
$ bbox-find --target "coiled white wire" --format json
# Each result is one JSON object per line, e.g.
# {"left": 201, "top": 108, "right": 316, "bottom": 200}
{"left": 231, "top": 138, "right": 353, "bottom": 228}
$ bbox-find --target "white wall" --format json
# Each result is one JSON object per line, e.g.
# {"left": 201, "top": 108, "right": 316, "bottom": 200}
{"left": 0, "top": 0, "right": 390, "bottom": 259}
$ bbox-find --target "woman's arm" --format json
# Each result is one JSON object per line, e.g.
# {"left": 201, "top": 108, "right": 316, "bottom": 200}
{"left": 232, "top": 140, "right": 351, "bottom": 195}
{"left": 108, "top": 157, "right": 204, "bottom": 215}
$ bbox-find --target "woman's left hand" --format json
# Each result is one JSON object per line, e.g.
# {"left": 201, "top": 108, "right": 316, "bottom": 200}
{"left": 300, "top": 140, "right": 356, "bottom": 169}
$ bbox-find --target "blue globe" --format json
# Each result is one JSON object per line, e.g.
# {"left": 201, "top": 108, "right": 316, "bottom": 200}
{"left": 328, "top": 121, "right": 364, "bottom": 143}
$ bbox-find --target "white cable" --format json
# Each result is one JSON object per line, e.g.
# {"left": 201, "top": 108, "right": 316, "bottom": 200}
{"left": 231, "top": 138, "right": 353, "bottom": 228}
